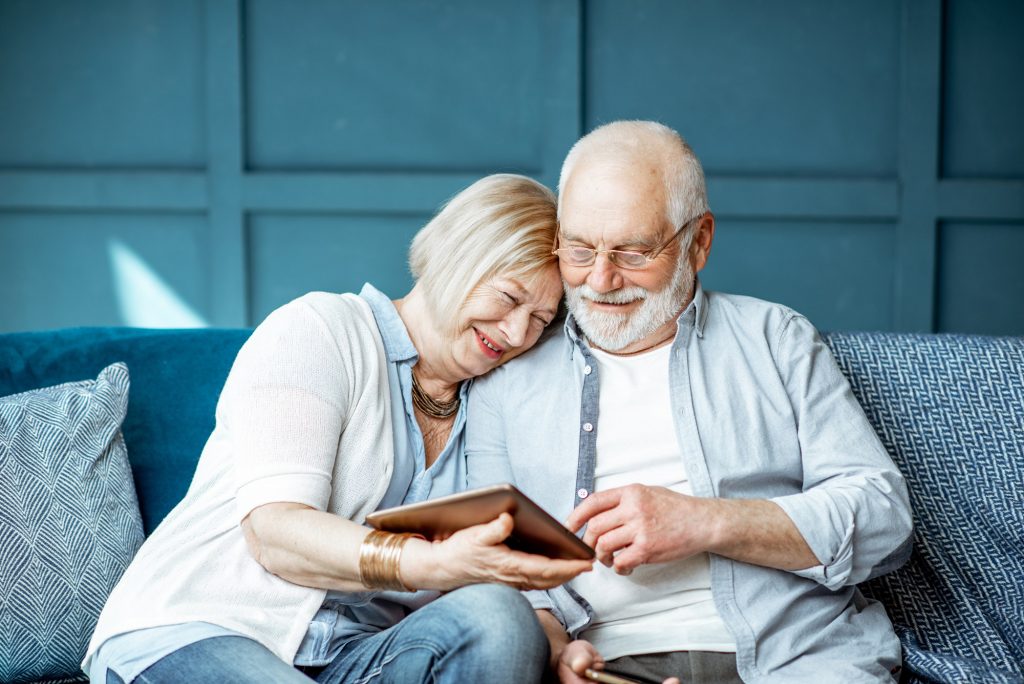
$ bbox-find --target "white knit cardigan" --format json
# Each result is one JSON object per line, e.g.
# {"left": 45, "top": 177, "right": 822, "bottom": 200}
{"left": 84, "top": 292, "right": 395, "bottom": 667}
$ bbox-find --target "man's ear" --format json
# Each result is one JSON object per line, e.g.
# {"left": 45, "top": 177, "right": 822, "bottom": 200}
{"left": 690, "top": 212, "right": 715, "bottom": 272}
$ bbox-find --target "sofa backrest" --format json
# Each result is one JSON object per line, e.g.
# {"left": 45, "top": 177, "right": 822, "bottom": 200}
{"left": 824, "top": 331, "right": 1024, "bottom": 683}
{"left": 0, "top": 327, "right": 250, "bottom": 534}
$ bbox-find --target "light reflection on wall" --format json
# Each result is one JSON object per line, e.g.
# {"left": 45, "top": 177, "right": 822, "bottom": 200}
{"left": 108, "top": 240, "right": 208, "bottom": 328}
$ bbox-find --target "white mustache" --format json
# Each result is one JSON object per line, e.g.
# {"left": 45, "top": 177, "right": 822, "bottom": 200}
{"left": 573, "top": 284, "right": 649, "bottom": 305}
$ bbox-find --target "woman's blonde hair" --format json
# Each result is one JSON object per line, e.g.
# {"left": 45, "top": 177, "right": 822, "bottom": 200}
{"left": 409, "top": 174, "right": 558, "bottom": 336}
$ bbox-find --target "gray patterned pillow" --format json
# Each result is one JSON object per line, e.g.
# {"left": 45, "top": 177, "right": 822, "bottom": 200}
{"left": 0, "top": 363, "right": 144, "bottom": 683}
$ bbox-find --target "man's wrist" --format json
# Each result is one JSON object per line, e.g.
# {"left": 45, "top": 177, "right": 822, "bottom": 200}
{"left": 703, "top": 497, "right": 736, "bottom": 557}
{"left": 534, "top": 609, "right": 570, "bottom": 671}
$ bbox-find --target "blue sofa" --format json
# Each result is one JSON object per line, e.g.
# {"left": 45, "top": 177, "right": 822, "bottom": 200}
{"left": 0, "top": 327, "right": 1021, "bottom": 683}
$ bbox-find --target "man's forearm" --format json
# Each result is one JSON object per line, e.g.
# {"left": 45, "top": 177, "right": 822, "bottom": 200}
{"left": 707, "top": 498, "right": 819, "bottom": 571}
{"left": 535, "top": 609, "right": 570, "bottom": 671}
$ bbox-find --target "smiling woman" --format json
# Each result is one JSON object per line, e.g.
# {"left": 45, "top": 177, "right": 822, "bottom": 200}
{"left": 83, "top": 174, "right": 592, "bottom": 684}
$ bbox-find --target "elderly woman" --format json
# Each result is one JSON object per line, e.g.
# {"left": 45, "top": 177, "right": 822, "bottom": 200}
{"left": 84, "top": 175, "right": 592, "bottom": 684}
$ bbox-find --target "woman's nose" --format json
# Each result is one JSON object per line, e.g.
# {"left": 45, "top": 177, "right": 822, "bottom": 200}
{"left": 500, "top": 309, "right": 530, "bottom": 348}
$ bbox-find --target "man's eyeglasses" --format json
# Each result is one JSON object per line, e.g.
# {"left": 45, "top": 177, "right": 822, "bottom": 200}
{"left": 552, "top": 214, "right": 703, "bottom": 270}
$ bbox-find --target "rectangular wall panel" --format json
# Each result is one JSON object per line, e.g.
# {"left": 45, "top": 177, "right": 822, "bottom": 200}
{"left": 941, "top": 0, "right": 1024, "bottom": 179}
{"left": 700, "top": 220, "right": 896, "bottom": 332}
{"left": 584, "top": 0, "right": 900, "bottom": 176}
{"left": 937, "top": 222, "right": 1024, "bottom": 335}
{"left": 0, "top": 0, "right": 205, "bottom": 169}
{"left": 0, "top": 212, "right": 209, "bottom": 333}
{"left": 244, "top": 0, "right": 545, "bottom": 172}
{"left": 247, "top": 213, "right": 428, "bottom": 323}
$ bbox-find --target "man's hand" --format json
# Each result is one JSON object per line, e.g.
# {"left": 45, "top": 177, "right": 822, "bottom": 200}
{"left": 566, "top": 485, "right": 718, "bottom": 574}
{"left": 557, "top": 639, "right": 604, "bottom": 684}
{"left": 557, "top": 639, "right": 680, "bottom": 684}
{"left": 565, "top": 484, "right": 820, "bottom": 574}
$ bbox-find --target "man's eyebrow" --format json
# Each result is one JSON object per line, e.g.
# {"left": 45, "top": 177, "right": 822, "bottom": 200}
{"left": 559, "top": 229, "right": 659, "bottom": 250}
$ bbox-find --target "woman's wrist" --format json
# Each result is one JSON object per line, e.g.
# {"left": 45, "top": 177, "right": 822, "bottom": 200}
{"left": 396, "top": 536, "right": 448, "bottom": 591}
{"left": 358, "top": 530, "right": 420, "bottom": 591}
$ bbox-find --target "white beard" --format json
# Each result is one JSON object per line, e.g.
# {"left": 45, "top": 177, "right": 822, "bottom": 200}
{"left": 565, "top": 255, "right": 694, "bottom": 352}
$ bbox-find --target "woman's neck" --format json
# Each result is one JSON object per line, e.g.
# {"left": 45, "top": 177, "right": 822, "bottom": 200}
{"left": 393, "top": 287, "right": 462, "bottom": 400}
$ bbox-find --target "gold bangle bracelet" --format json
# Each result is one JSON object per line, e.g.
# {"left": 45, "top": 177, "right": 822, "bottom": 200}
{"left": 358, "top": 530, "right": 416, "bottom": 592}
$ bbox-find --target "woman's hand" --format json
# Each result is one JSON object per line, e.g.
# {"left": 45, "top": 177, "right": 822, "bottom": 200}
{"left": 401, "top": 512, "right": 593, "bottom": 591}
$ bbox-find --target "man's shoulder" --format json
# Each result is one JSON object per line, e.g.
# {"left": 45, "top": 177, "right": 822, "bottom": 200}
{"left": 474, "top": 323, "right": 569, "bottom": 391}
{"left": 705, "top": 289, "right": 801, "bottom": 318}
{"left": 704, "top": 289, "right": 808, "bottom": 335}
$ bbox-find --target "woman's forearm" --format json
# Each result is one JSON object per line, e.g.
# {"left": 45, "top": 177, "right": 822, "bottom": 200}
{"left": 242, "top": 502, "right": 374, "bottom": 592}
{"left": 243, "top": 504, "right": 592, "bottom": 594}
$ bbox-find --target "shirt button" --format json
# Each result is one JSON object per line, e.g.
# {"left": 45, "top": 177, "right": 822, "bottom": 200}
{"left": 577, "top": 488, "right": 589, "bottom": 498}
{"left": 583, "top": 365, "right": 592, "bottom": 375}
{"left": 582, "top": 422, "right": 593, "bottom": 432}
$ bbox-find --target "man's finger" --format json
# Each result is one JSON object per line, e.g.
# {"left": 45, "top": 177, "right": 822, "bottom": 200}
{"left": 611, "top": 545, "right": 643, "bottom": 574}
{"left": 579, "top": 508, "right": 624, "bottom": 549}
{"left": 590, "top": 524, "right": 633, "bottom": 567}
{"left": 565, "top": 489, "right": 622, "bottom": 532}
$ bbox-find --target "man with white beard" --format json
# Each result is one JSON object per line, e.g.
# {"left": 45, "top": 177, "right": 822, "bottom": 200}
{"left": 466, "top": 121, "right": 913, "bottom": 684}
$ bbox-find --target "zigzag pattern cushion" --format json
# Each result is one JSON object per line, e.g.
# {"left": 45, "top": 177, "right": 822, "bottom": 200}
{"left": 0, "top": 363, "right": 144, "bottom": 684}
{"left": 824, "top": 332, "right": 1024, "bottom": 684}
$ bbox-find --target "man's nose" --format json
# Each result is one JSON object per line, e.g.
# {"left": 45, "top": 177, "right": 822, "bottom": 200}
{"left": 586, "top": 253, "right": 622, "bottom": 293}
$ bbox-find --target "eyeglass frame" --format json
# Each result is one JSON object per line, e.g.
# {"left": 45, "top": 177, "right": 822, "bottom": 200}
{"left": 551, "top": 213, "right": 705, "bottom": 270}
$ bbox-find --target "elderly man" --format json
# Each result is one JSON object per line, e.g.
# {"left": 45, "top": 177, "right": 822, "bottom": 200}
{"left": 466, "top": 121, "right": 913, "bottom": 684}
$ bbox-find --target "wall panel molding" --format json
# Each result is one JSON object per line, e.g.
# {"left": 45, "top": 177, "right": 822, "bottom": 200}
{"left": 2, "top": 0, "right": 1021, "bottom": 334}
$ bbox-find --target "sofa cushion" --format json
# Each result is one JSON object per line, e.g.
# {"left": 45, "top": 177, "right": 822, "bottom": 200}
{"left": 0, "top": 363, "right": 144, "bottom": 683}
{"left": 0, "top": 327, "right": 251, "bottom": 532}
{"left": 825, "top": 332, "right": 1024, "bottom": 684}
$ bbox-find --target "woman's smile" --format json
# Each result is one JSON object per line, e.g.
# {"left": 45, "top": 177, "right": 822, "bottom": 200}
{"left": 473, "top": 327, "right": 505, "bottom": 360}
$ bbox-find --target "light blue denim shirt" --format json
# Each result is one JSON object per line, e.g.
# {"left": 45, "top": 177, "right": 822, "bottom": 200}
{"left": 89, "top": 284, "right": 468, "bottom": 681}
{"left": 466, "top": 280, "right": 913, "bottom": 683}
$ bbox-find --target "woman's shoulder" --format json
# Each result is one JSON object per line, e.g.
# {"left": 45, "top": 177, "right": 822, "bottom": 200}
{"left": 247, "top": 291, "right": 384, "bottom": 368}
{"left": 262, "top": 291, "right": 373, "bottom": 332}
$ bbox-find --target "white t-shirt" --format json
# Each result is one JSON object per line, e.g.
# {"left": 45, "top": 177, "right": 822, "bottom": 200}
{"left": 570, "top": 343, "right": 736, "bottom": 660}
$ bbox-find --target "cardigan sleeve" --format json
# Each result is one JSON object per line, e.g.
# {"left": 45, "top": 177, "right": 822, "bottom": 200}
{"left": 218, "top": 297, "right": 354, "bottom": 521}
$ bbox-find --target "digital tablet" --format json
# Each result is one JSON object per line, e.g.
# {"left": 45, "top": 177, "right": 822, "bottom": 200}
{"left": 365, "top": 483, "right": 594, "bottom": 561}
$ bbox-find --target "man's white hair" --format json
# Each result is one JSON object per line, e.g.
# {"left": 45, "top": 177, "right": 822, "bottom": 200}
{"left": 557, "top": 120, "right": 710, "bottom": 233}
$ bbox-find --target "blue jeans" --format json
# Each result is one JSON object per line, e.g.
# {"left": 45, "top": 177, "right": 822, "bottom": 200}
{"left": 107, "top": 584, "right": 548, "bottom": 684}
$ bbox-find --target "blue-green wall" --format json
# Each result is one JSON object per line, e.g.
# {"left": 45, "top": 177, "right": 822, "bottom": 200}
{"left": 2, "top": 0, "right": 1022, "bottom": 334}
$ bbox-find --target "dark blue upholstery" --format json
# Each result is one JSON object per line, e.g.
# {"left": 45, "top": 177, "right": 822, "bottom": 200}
{"left": 0, "top": 328, "right": 250, "bottom": 534}
{"left": 824, "top": 332, "right": 1024, "bottom": 684}
{"left": 1, "top": 327, "right": 1021, "bottom": 683}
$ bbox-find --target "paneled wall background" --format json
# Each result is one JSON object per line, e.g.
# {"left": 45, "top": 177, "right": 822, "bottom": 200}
{"left": 1, "top": 0, "right": 1022, "bottom": 334}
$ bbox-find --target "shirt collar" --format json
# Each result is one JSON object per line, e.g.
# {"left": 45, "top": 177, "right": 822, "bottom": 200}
{"left": 561, "top": 276, "right": 709, "bottom": 357}
{"left": 358, "top": 283, "right": 418, "bottom": 364}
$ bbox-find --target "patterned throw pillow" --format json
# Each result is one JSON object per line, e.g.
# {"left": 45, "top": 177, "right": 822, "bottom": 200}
{"left": 0, "top": 363, "right": 144, "bottom": 683}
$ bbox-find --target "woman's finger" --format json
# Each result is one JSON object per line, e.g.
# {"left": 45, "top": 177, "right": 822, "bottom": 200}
{"left": 471, "top": 512, "right": 515, "bottom": 546}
